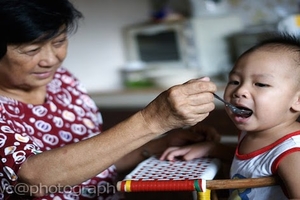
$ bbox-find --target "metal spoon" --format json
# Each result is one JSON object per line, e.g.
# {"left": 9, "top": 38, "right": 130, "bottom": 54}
{"left": 213, "top": 93, "right": 252, "bottom": 117}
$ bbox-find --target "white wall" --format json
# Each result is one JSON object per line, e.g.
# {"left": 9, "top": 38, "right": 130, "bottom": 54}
{"left": 64, "top": 0, "right": 299, "bottom": 92}
{"left": 64, "top": 0, "right": 151, "bottom": 92}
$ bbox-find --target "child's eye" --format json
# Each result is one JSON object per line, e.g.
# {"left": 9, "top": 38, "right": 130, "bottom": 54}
{"left": 228, "top": 80, "right": 239, "bottom": 85}
{"left": 255, "top": 83, "right": 269, "bottom": 87}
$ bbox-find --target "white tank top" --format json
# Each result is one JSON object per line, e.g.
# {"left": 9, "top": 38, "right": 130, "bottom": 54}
{"left": 229, "top": 130, "right": 300, "bottom": 200}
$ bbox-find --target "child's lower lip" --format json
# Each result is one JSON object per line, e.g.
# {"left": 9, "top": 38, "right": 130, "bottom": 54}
{"left": 233, "top": 115, "right": 251, "bottom": 123}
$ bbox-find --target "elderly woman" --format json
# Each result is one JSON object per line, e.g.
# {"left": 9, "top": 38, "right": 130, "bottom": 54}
{"left": 0, "top": 0, "right": 218, "bottom": 199}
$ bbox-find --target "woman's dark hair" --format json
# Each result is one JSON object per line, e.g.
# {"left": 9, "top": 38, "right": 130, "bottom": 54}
{"left": 0, "top": 0, "right": 83, "bottom": 59}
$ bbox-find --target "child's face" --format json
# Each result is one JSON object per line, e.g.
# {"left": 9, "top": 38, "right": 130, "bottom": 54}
{"left": 224, "top": 48, "right": 300, "bottom": 132}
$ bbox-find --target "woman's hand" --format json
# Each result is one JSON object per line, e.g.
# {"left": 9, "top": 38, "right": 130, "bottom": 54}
{"left": 140, "top": 77, "right": 217, "bottom": 135}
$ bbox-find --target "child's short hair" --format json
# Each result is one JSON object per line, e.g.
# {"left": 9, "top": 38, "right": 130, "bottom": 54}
{"left": 241, "top": 32, "right": 300, "bottom": 57}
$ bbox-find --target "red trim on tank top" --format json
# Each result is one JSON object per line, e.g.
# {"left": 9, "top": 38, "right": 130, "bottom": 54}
{"left": 235, "top": 130, "right": 300, "bottom": 160}
{"left": 271, "top": 147, "right": 300, "bottom": 173}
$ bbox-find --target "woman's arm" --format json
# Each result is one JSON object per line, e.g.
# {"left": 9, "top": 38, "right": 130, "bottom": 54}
{"left": 18, "top": 78, "right": 216, "bottom": 196}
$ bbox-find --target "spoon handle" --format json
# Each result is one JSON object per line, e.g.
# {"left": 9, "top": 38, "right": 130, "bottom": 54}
{"left": 213, "top": 93, "right": 235, "bottom": 110}
{"left": 213, "top": 93, "right": 252, "bottom": 116}
{"left": 213, "top": 93, "right": 235, "bottom": 109}
{"left": 213, "top": 93, "right": 227, "bottom": 104}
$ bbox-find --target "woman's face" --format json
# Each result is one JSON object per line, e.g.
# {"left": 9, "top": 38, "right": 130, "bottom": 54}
{"left": 0, "top": 32, "right": 68, "bottom": 91}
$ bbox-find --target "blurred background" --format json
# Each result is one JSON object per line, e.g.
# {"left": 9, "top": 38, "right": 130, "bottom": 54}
{"left": 65, "top": 0, "right": 300, "bottom": 92}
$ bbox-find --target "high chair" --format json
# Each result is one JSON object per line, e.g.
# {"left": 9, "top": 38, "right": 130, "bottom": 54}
{"left": 116, "top": 156, "right": 279, "bottom": 200}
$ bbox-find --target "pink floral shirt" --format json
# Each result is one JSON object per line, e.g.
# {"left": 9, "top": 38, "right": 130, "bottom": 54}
{"left": 0, "top": 68, "right": 119, "bottom": 200}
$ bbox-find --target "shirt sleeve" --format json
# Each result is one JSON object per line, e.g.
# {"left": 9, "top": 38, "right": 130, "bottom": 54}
{"left": 0, "top": 118, "right": 41, "bottom": 195}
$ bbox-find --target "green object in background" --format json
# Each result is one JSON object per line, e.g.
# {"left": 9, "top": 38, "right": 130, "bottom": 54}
{"left": 124, "top": 80, "right": 154, "bottom": 88}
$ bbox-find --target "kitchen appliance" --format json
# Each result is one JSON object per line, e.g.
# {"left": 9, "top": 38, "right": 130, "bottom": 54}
{"left": 122, "top": 15, "right": 244, "bottom": 77}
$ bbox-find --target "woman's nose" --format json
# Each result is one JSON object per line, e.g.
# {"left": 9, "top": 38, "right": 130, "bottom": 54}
{"left": 39, "top": 46, "right": 59, "bottom": 66}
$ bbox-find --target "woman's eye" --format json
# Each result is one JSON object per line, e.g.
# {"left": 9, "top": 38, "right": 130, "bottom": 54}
{"left": 23, "top": 48, "right": 40, "bottom": 56}
{"left": 53, "top": 38, "right": 67, "bottom": 47}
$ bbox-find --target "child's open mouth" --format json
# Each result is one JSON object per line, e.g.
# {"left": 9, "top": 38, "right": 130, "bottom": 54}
{"left": 235, "top": 106, "right": 253, "bottom": 118}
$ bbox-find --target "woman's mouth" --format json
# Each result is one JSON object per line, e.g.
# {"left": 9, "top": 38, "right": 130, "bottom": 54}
{"left": 33, "top": 71, "right": 52, "bottom": 79}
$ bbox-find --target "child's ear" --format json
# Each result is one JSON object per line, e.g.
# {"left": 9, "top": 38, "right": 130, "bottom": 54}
{"left": 291, "top": 92, "right": 300, "bottom": 112}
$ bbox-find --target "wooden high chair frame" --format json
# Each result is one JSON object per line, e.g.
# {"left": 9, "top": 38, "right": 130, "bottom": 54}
{"left": 117, "top": 176, "right": 279, "bottom": 200}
